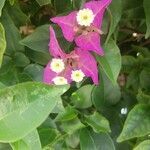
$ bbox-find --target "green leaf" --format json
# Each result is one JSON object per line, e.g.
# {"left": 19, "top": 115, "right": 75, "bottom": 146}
{"left": 36, "top": 0, "right": 51, "bottom": 6}
{"left": 92, "top": 70, "right": 121, "bottom": 110}
{"left": 0, "top": 82, "right": 68, "bottom": 142}
{"left": 132, "top": 45, "right": 150, "bottom": 58}
{"left": 65, "top": 131, "right": 79, "bottom": 149}
{"left": 0, "top": 82, "right": 6, "bottom": 89}
{"left": 23, "top": 64, "right": 44, "bottom": 82}
{"left": 96, "top": 39, "right": 121, "bottom": 85}
{"left": 143, "top": 0, "right": 150, "bottom": 38}
{"left": 20, "top": 25, "right": 49, "bottom": 53}
{"left": 61, "top": 117, "right": 85, "bottom": 134}
{"left": 117, "top": 104, "right": 150, "bottom": 142}
{"left": 105, "top": 0, "right": 122, "bottom": 43}
{"left": 133, "top": 140, "right": 150, "bottom": 150}
{"left": 72, "top": 0, "right": 86, "bottom": 9}
{"left": 71, "top": 85, "right": 93, "bottom": 109}
{"left": 10, "top": 130, "right": 42, "bottom": 150}
{"left": 1, "top": 9, "right": 24, "bottom": 55}
{"left": 54, "top": 0, "right": 72, "bottom": 14}
{"left": 80, "top": 129, "right": 115, "bottom": 150}
{"left": 9, "top": 0, "right": 16, "bottom": 5}
{"left": 25, "top": 49, "right": 50, "bottom": 66}
{"left": 38, "top": 127, "right": 59, "bottom": 148}
{"left": 137, "top": 90, "right": 150, "bottom": 104}
{"left": 6, "top": 2, "right": 29, "bottom": 27}
{"left": 121, "top": 56, "right": 137, "bottom": 73}
{"left": 91, "top": 132, "right": 115, "bottom": 150}
{"left": 0, "top": 143, "right": 11, "bottom": 150}
{"left": 55, "top": 106, "right": 77, "bottom": 122}
{"left": 13, "top": 52, "right": 30, "bottom": 67}
{"left": 84, "top": 112, "right": 111, "bottom": 133}
{"left": 0, "top": 0, "right": 6, "bottom": 16}
{"left": 140, "top": 68, "right": 150, "bottom": 90}
{"left": 20, "top": 25, "right": 71, "bottom": 54}
{"left": 0, "top": 23, "right": 6, "bottom": 67}
{"left": 80, "top": 128, "right": 97, "bottom": 150}
{"left": 51, "top": 97, "right": 65, "bottom": 113}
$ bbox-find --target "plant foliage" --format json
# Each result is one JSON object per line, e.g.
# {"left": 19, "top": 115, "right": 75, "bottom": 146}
{"left": 0, "top": 0, "right": 149, "bottom": 149}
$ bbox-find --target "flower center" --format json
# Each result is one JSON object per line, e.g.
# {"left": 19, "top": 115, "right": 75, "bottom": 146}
{"left": 50, "top": 58, "right": 65, "bottom": 73}
{"left": 76, "top": 8, "right": 94, "bottom": 26}
{"left": 71, "top": 70, "right": 85, "bottom": 82}
{"left": 52, "top": 76, "right": 68, "bottom": 85}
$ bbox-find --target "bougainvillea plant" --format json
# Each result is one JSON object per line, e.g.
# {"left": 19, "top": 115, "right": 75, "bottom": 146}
{"left": 0, "top": 0, "right": 150, "bottom": 150}
{"left": 43, "top": 26, "right": 98, "bottom": 85}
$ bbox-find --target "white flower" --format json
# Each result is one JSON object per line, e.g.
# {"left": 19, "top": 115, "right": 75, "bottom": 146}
{"left": 76, "top": 8, "right": 95, "bottom": 26}
{"left": 50, "top": 58, "right": 65, "bottom": 73}
{"left": 121, "top": 108, "right": 128, "bottom": 115}
{"left": 71, "top": 70, "right": 85, "bottom": 82}
{"left": 52, "top": 76, "right": 68, "bottom": 85}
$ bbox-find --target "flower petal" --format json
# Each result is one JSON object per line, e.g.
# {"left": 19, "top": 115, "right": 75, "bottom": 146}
{"left": 84, "top": 0, "right": 112, "bottom": 27}
{"left": 51, "top": 11, "right": 77, "bottom": 42}
{"left": 63, "top": 67, "right": 72, "bottom": 83}
{"left": 49, "top": 26, "right": 65, "bottom": 58}
{"left": 75, "top": 48, "right": 99, "bottom": 84}
{"left": 75, "top": 32, "right": 104, "bottom": 55}
{"left": 43, "top": 61, "right": 57, "bottom": 84}
{"left": 43, "top": 61, "right": 72, "bottom": 84}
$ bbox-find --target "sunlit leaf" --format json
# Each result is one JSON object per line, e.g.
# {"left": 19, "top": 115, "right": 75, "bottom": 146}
{"left": 0, "top": 82, "right": 68, "bottom": 142}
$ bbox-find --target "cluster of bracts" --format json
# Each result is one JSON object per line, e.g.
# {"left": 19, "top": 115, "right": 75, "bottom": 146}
{"left": 43, "top": 0, "right": 112, "bottom": 85}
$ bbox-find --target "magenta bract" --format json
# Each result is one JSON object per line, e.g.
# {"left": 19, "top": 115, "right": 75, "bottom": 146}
{"left": 51, "top": 0, "right": 112, "bottom": 55}
{"left": 43, "top": 26, "right": 99, "bottom": 85}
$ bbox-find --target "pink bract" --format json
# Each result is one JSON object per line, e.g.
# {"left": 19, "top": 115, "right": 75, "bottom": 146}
{"left": 51, "top": 0, "right": 112, "bottom": 55}
{"left": 43, "top": 26, "right": 99, "bottom": 85}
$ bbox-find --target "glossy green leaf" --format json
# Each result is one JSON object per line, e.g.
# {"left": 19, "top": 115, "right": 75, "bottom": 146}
{"left": 0, "top": 0, "right": 6, "bottom": 16}
{"left": 20, "top": 25, "right": 71, "bottom": 54}
{"left": 71, "top": 85, "right": 93, "bottom": 109}
{"left": 80, "top": 128, "right": 97, "bottom": 150}
{"left": 55, "top": 106, "right": 77, "bottom": 122}
{"left": 65, "top": 131, "right": 79, "bottom": 149}
{"left": 0, "top": 23, "right": 6, "bottom": 67}
{"left": 143, "top": 0, "right": 150, "bottom": 38}
{"left": 96, "top": 39, "right": 121, "bottom": 85}
{"left": 61, "top": 117, "right": 85, "bottom": 134}
{"left": 36, "top": 0, "right": 51, "bottom": 6}
{"left": 20, "top": 25, "right": 49, "bottom": 53}
{"left": 0, "top": 82, "right": 68, "bottom": 142}
{"left": 10, "top": 130, "right": 42, "bottom": 150}
{"left": 117, "top": 104, "right": 150, "bottom": 142}
{"left": 91, "top": 132, "right": 115, "bottom": 150}
{"left": 84, "top": 112, "right": 111, "bottom": 133}
{"left": 80, "top": 129, "right": 115, "bottom": 150}
{"left": 1, "top": 9, "right": 24, "bottom": 55}
{"left": 38, "top": 128, "right": 59, "bottom": 148}
{"left": 106, "top": 0, "right": 122, "bottom": 43}
{"left": 134, "top": 140, "right": 150, "bottom": 150}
